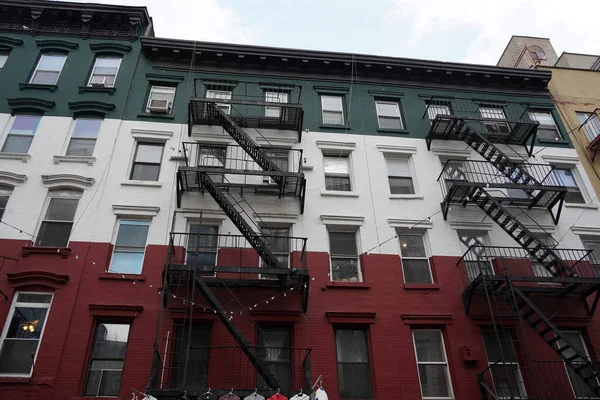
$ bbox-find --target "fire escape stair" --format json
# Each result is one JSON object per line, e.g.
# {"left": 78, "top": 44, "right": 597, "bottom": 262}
{"left": 505, "top": 282, "right": 600, "bottom": 397}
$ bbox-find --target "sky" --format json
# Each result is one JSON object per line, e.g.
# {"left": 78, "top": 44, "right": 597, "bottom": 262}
{"left": 66, "top": 0, "right": 600, "bottom": 65}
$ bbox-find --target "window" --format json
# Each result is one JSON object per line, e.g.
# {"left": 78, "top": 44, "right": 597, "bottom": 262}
{"left": 130, "top": 142, "right": 164, "bottom": 181}
{"left": 186, "top": 224, "right": 219, "bottom": 273}
{"left": 260, "top": 227, "right": 290, "bottom": 278}
{"left": 399, "top": 233, "right": 432, "bottom": 284}
{"left": 258, "top": 327, "right": 292, "bottom": 393}
{"left": 577, "top": 112, "right": 600, "bottom": 142}
{"left": 66, "top": 118, "right": 101, "bottom": 156}
{"left": 481, "top": 329, "right": 526, "bottom": 399}
{"left": 387, "top": 157, "right": 415, "bottom": 194}
{"left": 197, "top": 145, "right": 227, "bottom": 183}
{"left": 265, "top": 91, "right": 289, "bottom": 118}
{"left": 263, "top": 148, "right": 289, "bottom": 184}
{"left": 558, "top": 331, "right": 600, "bottom": 398}
{"left": 427, "top": 103, "right": 452, "bottom": 120}
{"left": 530, "top": 233, "right": 556, "bottom": 278}
{"left": 30, "top": 54, "right": 66, "bottom": 85}
{"left": 582, "top": 236, "right": 600, "bottom": 265}
{"left": 0, "top": 51, "right": 9, "bottom": 71}
{"left": 109, "top": 220, "right": 150, "bottom": 274}
{"left": 88, "top": 57, "right": 121, "bottom": 87}
{"left": 146, "top": 86, "right": 176, "bottom": 113}
{"left": 329, "top": 231, "right": 360, "bottom": 282}
{"left": 554, "top": 167, "right": 586, "bottom": 204}
{"left": 529, "top": 46, "right": 546, "bottom": 61}
{"left": 335, "top": 329, "right": 372, "bottom": 399}
{"left": 321, "top": 95, "right": 344, "bottom": 125}
{"left": 36, "top": 190, "right": 81, "bottom": 247}
{"left": 0, "top": 292, "right": 52, "bottom": 376}
{"left": 84, "top": 323, "right": 130, "bottom": 397}
{"left": 172, "top": 323, "right": 210, "bottom": 389}
{"left": 206, "top": 89, "right": 232, "bottom": 114}
{"left": 324, "top": 155, "right": 351, "bottom": 191}
{"left": 375, "top": 100, "right": 403, "bottom": 130}
{"left": 459, "top": 235, "right": 493, "bottom": 281}
{"left": 529, "top": 110, "right": 561, "bottom": 140}
{"left": 412, "top": 330, "right": 453, "bottom": 399}
{"left": 0, "top": 186, "right": 12, "bottom": 221}
{"left": 1, "top": 115, "right": 41, "bottom": 154}
{"left": 479, "top": 105, "right": 510, "bottom": 136}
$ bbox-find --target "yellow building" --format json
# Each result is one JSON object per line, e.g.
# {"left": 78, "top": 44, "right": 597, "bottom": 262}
{"left": 498, "top": 36, "right": 600, "bottom": 197}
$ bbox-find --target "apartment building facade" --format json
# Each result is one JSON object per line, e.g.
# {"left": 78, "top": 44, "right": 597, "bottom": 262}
{"left": 1, "top": 3, "right": 600, "bottom": 400}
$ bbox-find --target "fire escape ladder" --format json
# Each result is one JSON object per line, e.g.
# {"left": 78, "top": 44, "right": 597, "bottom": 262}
{"left": 194, "top": 276, "right": 281, "bottom": 390}
{"left": 469, "top": 187, "right": 576, "bottom": 278}
{"left": 506, "top": 282, "right": 600, "bottom": 397}
{"left": 197, "top": 173, "right": 285, "bottom": 281}
{"left": 207, "top": 103, "right": 285, "bottom": 186}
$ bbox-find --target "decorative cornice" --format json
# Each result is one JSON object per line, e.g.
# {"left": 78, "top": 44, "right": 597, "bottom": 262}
{"left": 0, "top": 35, "right": 24, "bottom": 48}
{"left": 448, "top": 220, "right": 494, "bottom": 231}
{"left": 431, "top": 146, "right": 472, "bottom": 158}
{"left": 313, "top": 85, "right": 350, "bottom": 94}
{"left": 68, "top": 101, "right": 115, "bottom": 116}
{"left": 146, "top": 72, "right": 185, "bottom": 84}
{"left": 376, "top": 144, "right": 417, "bottom": 155}
{"left": 541, "top": 154, "right": 580, "bottom": 165}
{"left": 53, "top": 155, "right": 96, "bottom": 166}
{"left": 7, "top": 271, "right": 69, "bottom": 287}
{"left": 35, "top": 39, "right": 79, "bottom": 51}
{"left": 368, "top": 89, "right": 405, "bottom": 98}
{"left": 316, "top": 140, "right": 356, "bottom": 152}
{"left": 326, "top": 311, "right": 376, "bottom": 324}
{"left": 7, "top": 97, "right": 55, "bottom": 114}
{"left": 388, "top": 218, "right": 433, "bottom": 230}
{"left": 401, "top": 314, "right": 453, "bottom": 325}
{"left": 113, "top": 204, "right": 160, "bottom": 217}
{"left": 0, "top": 171, "right": 27, "bottom": 185}
{"left": 180, "top": 208, "right": 226, "bottom": 221}
{"left": 256, "top": 136, "right": 298, "bottom": 147}
{"left": 571, "top": 225, "right": 600, "bottom": 236}
{"left": 90, "top": 42, "right": 132, "bottom": 54}
{"left": 41, "top": 174, "right": 95, "bottom": 189}
{"left": 131, "top": 129, "right": 173, "bottom": 141}
{"left": 320, "top": 214, "right": 364, "bottom": 226}
{"left": 253, "top": 213, "right": 299, "bottom": 224}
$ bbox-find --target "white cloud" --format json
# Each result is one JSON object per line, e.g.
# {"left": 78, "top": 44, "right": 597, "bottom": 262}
{"left": 65, "top": 0, "right": 259, "bottom": 44}
{"left": 383, "top": 0, "right": 600, "bottom": 65}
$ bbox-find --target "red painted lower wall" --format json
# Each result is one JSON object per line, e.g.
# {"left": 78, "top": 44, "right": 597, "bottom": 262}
{"left": 0, "top": 240, "right": 599, "bottom": 400}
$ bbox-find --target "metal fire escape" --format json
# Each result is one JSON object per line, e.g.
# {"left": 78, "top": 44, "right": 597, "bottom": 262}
{"left": 425, "top": 97, "right": 600, "bottom": 399}
{"left": 148, "top": 80, "right": 310, "bottom": 399}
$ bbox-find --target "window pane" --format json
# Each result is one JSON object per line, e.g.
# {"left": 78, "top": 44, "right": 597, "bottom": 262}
{"left": 110, "top": 251, "right": 145, "bottom": 274}
{"left": 2, "top": 135, "right": 33, "bottom": 153}
{"left": 376, "top": 102, "right": 400, "bottom": 117}
{"left": 323, "top": 156, "right": 349, "bottom": 174}
{"left": 338, "top": 363, "right": 371, "bottom": 399}
{"left": 418, "top": 364, "right": 450, "bottom": 398}
{"left": 0, "top": 54, "right": 8, "bottom": 69}
{"left": 115, "top": 221, "right": 150, "bottom": 247}
{"left": 0, "top": 339, "right": 38, "bottom": 374}
{"left": 378, "top": 116, "right": 402, "bottom": 130}
{"left": 135, "top": 143, "right": 163, "bottom": 163}
{"left": 324, "top": 176, "right": 351, "bottom": 191}
{"left": 578, "top": 113, "right": 600, "bottom": 142}
{"left": 389, "top": 177, "right": 415, "bottom": 194}
{"left": 188, "top": 224, "right": 218, "bottom": 250}
{"left": 414, "top": 330, "right": 445, "bottom": 362}
{"left": 92, "top": 323, "right": 130, "bottom": 358}
{"left": 321, "top": 96, "right": 342, "bottom": 111}
{"left": 36, "top": 221, "right": 73, "bottom": 247}
{"left": 72, "top": 119, "right": 101, "bottom": 138}
{"left": 427, "top": 104, "right": 451, "bottom": 119}
{"left": 258, "top": 327, "right": 291, "bottom": 361}
{"left": 84, "top": 360, "right": 125, "bottom": 396}
{"left": 554, "top": 168, "right": 577, "bottom": 187}
{"left": 131, "top": 164, "right": 160, "bottom": 181}
{"left": 403, "top": 259, "right": 432, "bottom": 284}
{"left": 482, "top": 329, "right": 518, "bottom": 362}
{"left": 387, "top": 158, "right": 410, "bottom": 176}
{"left": 5, "top": 306, "right": 48, "bottom": 339}
{"left": 537, "top": 127, "right": 560, "bottom": 140}
{"left": 331, "top": 258, "right": 359, "bottom": 282}
{"left": 329, "top": 232, "right": 357, "bottom": 256}
{"left": 16, "top": 293, "right": 52, "bottom": 303}
{"left": 31, "top": 71, "right": 60, "bottom": 85}
{"left": 95, "top": 58, "right": 121, "bottom": 68}
{"left": 399, "top": 235, "right": 426, "bottom": 258}
{"left": 198, "top": 147, "right": 226, "bottom": 168}
{"left": 67, "top": 138, "right": 96, "bottom": 156}
{"left": 265, "top": 91, "right": 288, "bottom": 103}
{"left": 336, "top": 330, "right": 368, "bottom": 362}
{"left": 480, "top": 106, "right": 506, "bottom": 119}
{"left": 38, "top": 54, "right": 66, "bottom": 71}
{"left": 490, "top": 364, "right": 526, "bottom": 398}
{"left": 323, "top": 111, "right": 344, "bottom": 125}
{"left": 565, "top": 189, "right": 586, "bottom": 204}
{"left": 10, "top": 115, "right": 41, "bottom": 135}
{"left": 530, "top": 111, "right": 555, "bottom": 126}
{"left": 45, "top": 198, "right": 79, "bottom": 221}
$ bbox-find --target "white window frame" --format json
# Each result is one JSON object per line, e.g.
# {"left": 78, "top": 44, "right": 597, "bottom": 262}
{"left": 0, "top": 185, "right": 12, "bottom": 221}
{"left": 398, "top": 232, "right": 433, "bottom": 284}
{"left": 581, "top": 236, "right": 600, "bottom": 267}
{"left": 146, "top": 85, "right": 176, "bottom": 113}
{"left": 321, "top": 95, "right": 344, "bottom": 126}
{"left": 87, "top": 56, "right": 122, "bottom": 88}
{"left": 412, "top": 329, "right": 454, "bottom": 399}
{"left": 458, "top": 233, "right": 494, "bottom": 282}
{"left": 0, "top": 292, "right": 53, "bottom": 377}
{"left": 29, "top": 53, "right": 66, "bottom": 85}
{"left": 130, "top": 141, "right": 165, "bottom": 182}
{"left": 557, "top": 331, "right": 600, "bottom": 399}
{"left": 577, "top": 112, "right": 600, "bottom": 143}
{"left": 328, "top": 229, "right": 362, "bottom": 282}
{"left": 375, "top": 100, "right": 403, "bottom": 130}
{"left": 186, "top": 221, "right": 220, "bottom": 277}
{"left": 482, "top": 329, "right": 527, "bottom": 400}
{"left": 323, "top": 153, "right": 352, "bottom": 192}
{"left": 265, "top": 91, "right": 289, "bottom": 118}
{"left": 35, "top": 189, "right": 82, "bottom": 247}
{"left": 386, "top": 156, "right": 416, "bottom": 195}
{"left": 109, "top": 219, "right": 151, "bottom": 274}
{"left": 427, "top": 103, "right": 452, "bottom": 120}
{"left": 259, "top": 225, "right": 291, "bottom": 280}
{"left": 66, "top": 118, "right": 102, "bottom": 157}
{"left": 553, "top": 166, "right": 587, "bottom": 204}
{"left": 529, "top": 110, "right": 562, "bottom": 140}
{"left": 206, "top": 89, "right": 232, "bottom": 114}
{"left": 1, "top": 114, "right": 42, "bottom": 154}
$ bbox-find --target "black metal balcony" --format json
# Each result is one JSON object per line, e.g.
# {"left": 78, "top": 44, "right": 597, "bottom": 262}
{"left": 439, "top": 159, "right": 567, "bottom": 211}
{"left": 148, "top": 344, "right": 312, "bottom": 399}
{"left": 188, "top": 79, "right": 304, "bottom": 138}
{"left": 424, "top": 96, "right": 539, "bottom": 152}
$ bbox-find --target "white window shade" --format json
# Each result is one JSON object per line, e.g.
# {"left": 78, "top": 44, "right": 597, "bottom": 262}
{"left": 322, "top": 96, "right": 343, "bottom": 111}
{"left": 324, "top": 157, "right": 349, "bottom": 175}
{"left": 386, "top": 158, "right": 410, "bottom": 176}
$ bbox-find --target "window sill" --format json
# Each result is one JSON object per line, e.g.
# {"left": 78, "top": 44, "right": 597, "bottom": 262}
{"left": 0, "top": 152, "right": 31, "bottom": 163}
{"left": 389, "top": 194, "right": 424, "bottom": 200}
{"left": 19, "top": 83, "right": 58, "bottom": 92}
{"left": 0, "top": 376, "right": 31, "bottom": 384}
{"left": 377, "top": 128, "right": 409, "bottom": 134}
{"left": 320, "top": 190, "right": 359, "bottom": 198}
{"left": 326, "top": 281, "right": 370, "bottom": 289}
{"left": 565, "top": 203, "right": 599, "bottom": 209}
{"left": 78, "top": 86, "right": 116, "bottom": 95}
{"left": 98, "top": 272, "right": 146, "bottom": 281}
{"left": 538, "top": 138, "right": 570, "bottom": 145}
{"left": 121, "top": 180, "right": 163, "bottom": 188}
{"left": 404, "top": 283, "right": 440, "bottom": 290}
{"left": 53, "top": 155, "right": 96, "bottom": 166}
{"left": 21, "top": 246, "right": 71, "bottom": 258}
{"left": 137, "top": 112, "right": 175, "bottom": 120}
{"left": 170, "top": 155, "right": 186, "bottom": 162}
{"left": 319, "top": 124, "right": 350, "bottom": 130}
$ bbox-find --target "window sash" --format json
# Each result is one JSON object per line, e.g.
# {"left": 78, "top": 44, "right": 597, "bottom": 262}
{"left": 427, "top": 104, "right": 451, "bottom": 120}
{"left": 0, "top": 53, "right": 8, "bottom": 70}
{"left": 147, "top": 86, "right": 176, "bottom": 111}
{"left": 376, "top": 101, "right": 403, "bottom": 130}
{"left": 335, "top": 329, "right": 372, "bottom": 399}
{"left": 88, "top": 57, "right": 121, "bottom": 87}
{"left": 480, "top": 106, "right": 507, "bottom": 120}
{"left": 131, "top": 143, "right": 164, "bottom": 181}
{"left": 577, "top": 113, "right": 600, "bottom": 142}
{"left": 321, "top": 96, "right": 344, "bottom": 125}
{"left": 412, "top": 330, "right": 452, "bottom": 398}
{"left": 30, "top": 54, "right": 66, "bottom": 85}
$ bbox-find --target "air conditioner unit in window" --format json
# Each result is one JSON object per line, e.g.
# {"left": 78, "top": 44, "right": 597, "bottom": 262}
{"left": 484, "top": 121, "right": 511, "bottom": 136}
{"left": 90, "top": 76, "right": 106, "bottom": 87}
{"left": 148, "top": 99, "right": 171, "bottom": 113}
